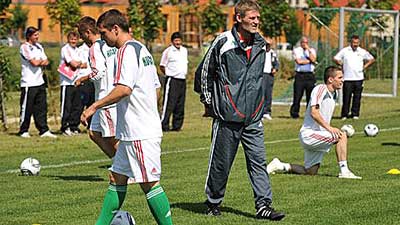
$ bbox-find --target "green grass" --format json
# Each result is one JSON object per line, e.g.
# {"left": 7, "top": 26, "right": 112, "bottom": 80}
{"left": 1, "top": 81, "right": 400, "bottom": 225}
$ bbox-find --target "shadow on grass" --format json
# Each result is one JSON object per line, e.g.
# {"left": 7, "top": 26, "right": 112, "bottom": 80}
{"left": 98, "top": 165, "right": 112, "bottom": 169}
{"left": 171, "top": 202, "right": 254, "bottom": 218}
{"left": 47, "top": 175, "right": 105, "bottom": 182}
{"left": 382, "top": 142, "right": 400, "bottom": 146}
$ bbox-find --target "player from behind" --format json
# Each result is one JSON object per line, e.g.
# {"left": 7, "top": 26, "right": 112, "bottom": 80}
{"left": 75, "top": 16, "right": 118, "bottom": 158}
{"left": 267, "top": 66, "right": 362, "bottom": 179}
{"left": 80, "top": 9, "right": 173, "bottom": 225}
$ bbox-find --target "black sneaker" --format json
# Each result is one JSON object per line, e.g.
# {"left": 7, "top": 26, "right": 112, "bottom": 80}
{"left": 205, "top": 200, "right": 221, "bottom": 216}
{"left": 256, "top": 204, "right": 285, "bottom": 221}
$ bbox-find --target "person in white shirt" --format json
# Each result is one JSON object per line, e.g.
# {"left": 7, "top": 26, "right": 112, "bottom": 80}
{"left": 18, "top": 26, "right": 56, "bottom": 138}
{"left": 59, "top": 31, "right": 87, "bottom": 135}
{"left": 267, "top": 66, "right": 361, "bottom": 179}
{"left": 262, "top": 38, "right": 279, "bottom": 121}
{"left": 76, "top": 16, "right": 118, "bottom": 159}
{"left": 333, "top": 35, "right": 375, "bottom": 120}
{"left": 160, "top": 32, "right": 188, "bottom": 132}
{"left": 80, "top": 10, "right": 172, "bottom": 225}
{"left": 290, "top": 36, "right": 317, "bottom": 119}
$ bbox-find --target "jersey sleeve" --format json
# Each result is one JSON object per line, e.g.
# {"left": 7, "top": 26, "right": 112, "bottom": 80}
{"left": 62, "top": 46, "right": 73, "bottom": 63}
{"left": 309, "top": 85, "right": 326, "bottom": 107}
{"left": 333, "top": 49, "right": 344, "bottom": 61}
{"left": 20, "top": 44, "right": 32, "bottom": 60}
{"left": 160, "top": 47, "right": 169, "bottom": 67}
{"left": 114, "top": 45, "right": 138, "bottom": 89}
{"left": 89, "top": 43, "right": 107, "bottom": 81}
{"left": 362, "top": 49, "right": 374, "bottom": 60}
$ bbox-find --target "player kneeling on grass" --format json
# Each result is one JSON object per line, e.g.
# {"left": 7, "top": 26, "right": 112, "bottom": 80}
{"left": 267, "top": 66, "right": 362, "bottom": 179}
{"left": 81, "top": 10, "right": 173, "bottom": 225}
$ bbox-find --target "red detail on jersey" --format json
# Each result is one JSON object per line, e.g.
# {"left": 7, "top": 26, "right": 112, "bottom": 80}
{"left": 114, "top": 44, "right": 128, "bottom": 84}
{"left": 104, "top": 108, "right": 115, "bottom": 136}
{"left": 151, "top": 167, "right": 157, "bottom": 174}
{"left": 225, "top": 85, "right": 246, "bottom": 118}
{"left": 133, "top": 140, "right": 148, "bottom": 182}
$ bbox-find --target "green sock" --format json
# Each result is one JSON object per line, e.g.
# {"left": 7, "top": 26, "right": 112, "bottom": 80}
{"left": 95, "top": 184, "right": 127, "bottom": 225}
{"left": 146, "top": 185, "right": 173, "bottom": 225}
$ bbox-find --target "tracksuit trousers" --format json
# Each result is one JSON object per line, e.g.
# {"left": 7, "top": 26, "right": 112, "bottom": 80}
{"left": 60, "top": 85, "right": 82, "bottom": 132}
{"left": 77, "top": 81, "right": 95, "bottom": 128}
{"left": 161, "top": 76, "right": 186, "bottom": 131}
{"left": 263, "top": 73, "right": 274, "bottom": 115}
{"left": 290, "top": 72, "right": 316, "bottom": 118}
{"left": 205, "top": 119, "right": 273, "bottom": 209}
{"left": 341, "top": 80, "right": 363, "bottom": 118}
{"left": 19, "top": 84, "right": 50, "bottom": 135}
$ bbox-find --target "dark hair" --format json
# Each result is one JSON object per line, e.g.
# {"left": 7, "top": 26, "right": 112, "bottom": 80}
{"left": 324, "top": 66, "right": 341, "bottom": 83}
{"left": 171, "top": 32, "right": 182, "bottom": 42}
{"left": 77, "top": 16, "right": 98, "bottom": 35}
{"left": 351, "top": 35, "right": 360, "bottom": 40}
{"left": 25, "top": 26, "right": 39, "bottom": 40}
{"left": 97, "top": 9, "right": 129, "bottom": 33}
{"left": 67, "top": 31, "right": 79, "bottom": 39}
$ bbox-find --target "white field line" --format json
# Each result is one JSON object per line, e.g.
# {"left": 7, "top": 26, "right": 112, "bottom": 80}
{"left": 3, "top": 127, "right": 400, "bottom": 174}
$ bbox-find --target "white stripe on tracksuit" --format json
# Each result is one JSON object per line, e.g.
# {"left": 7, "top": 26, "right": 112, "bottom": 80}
{"left": 60, "top": 86, "right": 66, "bottom": 119}
{"left": 160, "top": 77, "right": 171, "bottom": 121}
{"left": 19, "top": 87, "right": 29, "bottom": 126}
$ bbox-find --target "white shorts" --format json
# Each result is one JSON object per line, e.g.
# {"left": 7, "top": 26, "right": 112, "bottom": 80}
{"left": 110, "top": 138, "right": 162, "bottom": 183}
{"left": 90, "top": 107, "right": 117, "bottom": 137}
{"left": 299, "top": 129, "right": 339, "bottom": 169}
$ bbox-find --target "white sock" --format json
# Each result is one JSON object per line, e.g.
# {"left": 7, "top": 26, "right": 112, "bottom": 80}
{"left": 282, "top": 162, "right": 291, "bottom": 172}
{"left": 339, "top": 160, "right": 350, "bottom": 173}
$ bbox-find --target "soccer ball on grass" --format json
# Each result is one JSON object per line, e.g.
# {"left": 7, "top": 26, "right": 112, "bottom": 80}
{"left": 111, "top": 210, "right": 135, "bottom": 225}
{"left": 341, "top": 124, "right": 355, "bottom": 137}
{"left": 20, "top": 157, "right": 41, "bottom": 176}
{"left": 364, "top": 124, "right": 379, "bottom": 137}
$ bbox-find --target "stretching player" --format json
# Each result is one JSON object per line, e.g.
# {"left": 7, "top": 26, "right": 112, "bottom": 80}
{"left": 267, "top": 66, "right": 362, "bottom": 179}
{"left": 76, "top": 16, "right": 118, "bottom": 158}
{"left": 81, "top": 9, "right": 173, "bottom": 225}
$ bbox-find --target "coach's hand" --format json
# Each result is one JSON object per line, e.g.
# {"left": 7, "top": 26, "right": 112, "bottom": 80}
{"left": 81, "top": 105, "right": 96, "bottom": 126}
{"left": 328, "top": 126, "right": 343, "bottom": 140}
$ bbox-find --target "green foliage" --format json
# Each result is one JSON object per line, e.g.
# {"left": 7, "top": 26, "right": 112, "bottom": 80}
{"left": 366, "top": 0, "right": 398, "bottom": 10}
{"left": 127, "top": 0, "right": 143, "bottom": 39}
{"left": 45, "top": 0, "right": 81, "bottom": 39}
{"left": 0, "top": 0, "right": 10, "bottom": 12}
{"left": 201, "top": 0, "right": 225, "bottom": 37}
{"left": 6, "top": 3, "right": 29, "bottom": 38}
{"left": 307, "top": 0, "right": 337, "bottom": 30}
{"left": 0, "top": 46, "right": 12, "bottom": 92}
{"left": 283, "top": 8, "right": 302, "bottom": 46}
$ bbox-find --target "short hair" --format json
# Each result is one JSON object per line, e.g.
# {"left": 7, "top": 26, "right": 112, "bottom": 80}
{"left": 171, "top": 32, "right": 182, "bottom": 42}
{"left": 97, "top": 9, "right": 129, "bottom": 33}
{"left": 351, "top": 35, "right": 360, "bottom": 40}
{"left": 77, "top": 16, "right": 98, "bottom": 35}
{"left": 234, "top": 0, "right": 260, "bottom": 20}
{"left": 67, "top": 31, "right": 79, "bottom": 39}
{"left": 324, "top": 66, "right": 341, "bottom": 83}
{"left": 25, "top": 26, "right": 39, "bottom": 40}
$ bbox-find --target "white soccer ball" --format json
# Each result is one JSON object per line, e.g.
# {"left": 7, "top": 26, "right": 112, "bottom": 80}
{"left": 364, "top": 124, "right": 379, "bottom": 137}
{"left": 341, "top": 124, "right": 355, "bottom": 137}
{"left": 111, "top": 210, "right": 135, "bottom": 225}
{"left": 20, "top": 157, "right": 41, "bottom": 176}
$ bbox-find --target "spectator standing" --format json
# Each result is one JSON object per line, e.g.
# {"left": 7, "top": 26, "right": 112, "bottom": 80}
{"left": 262, "top": 38, "right": 279, "bottom": 121}
{"left": 160, "top": 32, "right": 188, "bottom": 132}
{"left": 194, "top": 0, "right": 285, "bottom": 220}
{"left": 18, "top": 26, "right": 57, "bottom": 138}
{"left": 59, "top": 31, "right": 87, "bottom": 135}
{"left": 333, "top": 35, "right": 375, "bottom": 120}
{"left": 267, "top": 66, "right": 362, "bottom": 179}
{"left": 290, "top": 36, "right": 317, "bottom": 119}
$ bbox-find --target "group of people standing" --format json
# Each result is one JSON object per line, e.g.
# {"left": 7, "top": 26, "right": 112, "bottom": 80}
{"left": 15, "top": 0, "right": 376, "bottom": 224}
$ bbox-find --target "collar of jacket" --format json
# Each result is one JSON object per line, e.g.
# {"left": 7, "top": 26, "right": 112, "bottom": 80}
{"left": 231, "top": 24, "right": 266, "bottom": 51}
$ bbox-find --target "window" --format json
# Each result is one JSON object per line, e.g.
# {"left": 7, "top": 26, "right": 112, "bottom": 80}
{"left": 37, "top": 18, "right": 43, "bottom": 31}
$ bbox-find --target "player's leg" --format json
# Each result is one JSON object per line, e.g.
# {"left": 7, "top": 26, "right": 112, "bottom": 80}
{"left": 32, "top": 84, "right": 51, "bottom": 135}
{"left": 161, "top": 77, "right": 176, "bottom": 131}
{"left": 290, "top": 74, "right": 304, "bottom": 118}
{"left": 263, "top": 74, "right": 274, "bottom": 117}
{"left": 171, "top": 79, "right": 186, "bottom": 131}
{"left": 335, "top": 133, "right": 361, "bottom": 179}
{"left": 60, "top": 85, "right": 72, "bottom": 134}
{"left": 350, "top": 80, "right": 363, "bottom": 118}
{"left": 89, "top": 130, "right": 116, "bottom": 158}
{"left": 304, "top": 74, "right": 316, "bottom": 106}
{"left": 19, "top": 86, "right": 34, "bottom": 135}
{"left": 69, "top": 86, "right": 83, "bottom": 133}
{"left": 241, "top": 120, "right": 285, "bottom": 221}
{"left": 341, "top": 81, "right": 352, "bottom": 118}
{"left": 89, "top": 108, "right": 118, "bottom": 158}
{"left": 205, "top": 119, "right": 241, "bottom": 215}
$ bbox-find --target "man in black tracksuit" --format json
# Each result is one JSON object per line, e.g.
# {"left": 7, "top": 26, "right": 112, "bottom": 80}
{"left": 194, "top": 0, "right": 284, "bottom": 221}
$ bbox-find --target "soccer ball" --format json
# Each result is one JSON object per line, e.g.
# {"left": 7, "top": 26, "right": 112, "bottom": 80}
{"left": 341, "top": 124, "right": 355, "bottom": 137}
{"left": 111, "top": 210, "right": 135, "bottom": 225}
{"left": 20, "top": 157, "right": 41, "bottom": 176}
{"left": 364, "top": 124, "right": 379, "bottom": 137}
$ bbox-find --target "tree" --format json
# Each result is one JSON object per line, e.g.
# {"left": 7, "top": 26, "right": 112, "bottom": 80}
{"left": 45, "top": 0, "right": 81, "bottom": 45}
{"left": 6, "top": 3, "right": 29, "bottom": 38}
{"left": 201, "top": 0, "right": 225, "bottom": 37}
{"left": 0, "top": 0, "right": 11, "bottom": 130}
{"left": 126, "top": 0, "right": 165, "bottom": 51}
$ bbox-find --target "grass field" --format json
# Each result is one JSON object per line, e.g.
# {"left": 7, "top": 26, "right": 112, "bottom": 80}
{"left": 1, "top": 77, "right": 400, "bottom": 225}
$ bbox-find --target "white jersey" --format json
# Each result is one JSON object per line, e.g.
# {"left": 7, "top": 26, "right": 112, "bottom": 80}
{"left": 160, "top": 45, "right": 188, "bottom": 79}
{"left": 114, "top": 39, "right": 162, "bottom": 141}
{"left": 293, "top": 46, "right": 316, "bottom": 72}
{"left": 333, "top": 46, "right": 374, "bottom": 81}
{"left": 88, "top": 39, "right": 117, "bottom": 107}
{"left": 76, "top": 43, "right": 92, "bottom": 79}
{"left": 263, "top": 49, "right": 278, "bottom": 73}
{"left": 300, "top": 84, "right": 337, "bottom": 132}
{"left": 59, "top": 44, "right": 80, "bottom": 86}
{"left": 19, "top": 42, "right": 47, "bottom": 87}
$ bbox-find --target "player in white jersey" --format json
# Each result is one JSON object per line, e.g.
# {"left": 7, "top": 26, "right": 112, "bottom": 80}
{"left": 59, "top": 31, "right": 87, "bottom": 136}
{"left": 80, "top": 9, "right": 173, "bottom": 225}
{"left": 76, "top": 16, "right": 118, "bottom": 158}
{"left": 18, "top": 26, "right": 56, "bottom": 138}
{"left": 267, "top": 66, "right": 362, "bottom": 179}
